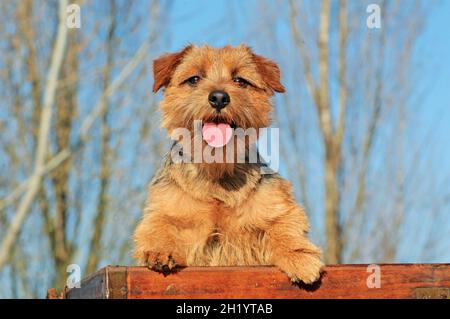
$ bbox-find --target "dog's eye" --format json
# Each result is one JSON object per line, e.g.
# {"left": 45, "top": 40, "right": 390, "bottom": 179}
{"left": 233, "top": 77, "right": 250, "bottom": 88}
{"left": 185, "top": 76, "right": 201, "bottom": 86}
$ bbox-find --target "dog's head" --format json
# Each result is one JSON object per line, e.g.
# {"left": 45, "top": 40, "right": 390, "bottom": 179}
{"left": 152, "top": 45, "right": 285, "bottom": 141}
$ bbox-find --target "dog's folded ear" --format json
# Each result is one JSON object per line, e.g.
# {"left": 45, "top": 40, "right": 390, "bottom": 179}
{"left": 252, "top": 53, "right": 286, "bottom": 94}
{"left": 152, "top": 45, "right": 193, "bottom": 93}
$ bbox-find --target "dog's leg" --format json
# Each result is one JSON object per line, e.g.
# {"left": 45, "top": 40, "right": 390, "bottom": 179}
{"left": 266, "top": 206, "right": 323, "bottom": 284}
{"left": 133, "top": 213, "right": 186, "bottom": 274}
{"left": 133, "top": 182, "right": 213, "bottom": 273}
{"left": 242, "top": 177, "right": 323, "bottom": 284}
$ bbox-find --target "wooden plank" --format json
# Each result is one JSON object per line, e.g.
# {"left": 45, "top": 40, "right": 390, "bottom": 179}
{"left": 64, "top": 267, "right": 107, "bottom": 299}
{"left": 61, "top": 264, "right": 450, "bottom": 299}
{"left": 64, "top": 266, "right": 127, "bottom": 299}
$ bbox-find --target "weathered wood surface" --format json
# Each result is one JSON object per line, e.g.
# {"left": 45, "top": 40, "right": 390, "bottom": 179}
{"left": 54, "top": 264, "right": 450, "bottom": 299}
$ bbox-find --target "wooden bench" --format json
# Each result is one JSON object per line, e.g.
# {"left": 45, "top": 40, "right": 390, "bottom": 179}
{"left": 47, "top": 264, "right": 450, "bottom": 299}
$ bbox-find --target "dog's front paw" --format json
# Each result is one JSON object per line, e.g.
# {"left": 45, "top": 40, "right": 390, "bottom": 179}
{"left": 143, "top": 251, "right": 182, "bottom": 275}
{"left": 276, "top": 250, "right": 323, "bottom": 284}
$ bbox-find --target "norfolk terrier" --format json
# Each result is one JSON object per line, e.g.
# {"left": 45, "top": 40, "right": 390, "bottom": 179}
{"left": 133, "top": 45, "right": 323, "bottom": 284}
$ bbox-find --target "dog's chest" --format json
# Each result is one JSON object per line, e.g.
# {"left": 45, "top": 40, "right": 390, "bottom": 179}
{"left": 202, "top": 206, "right": 270, "bottom": 265}
{"left": 192, "top": 230, "right": 270, "bottom": 266}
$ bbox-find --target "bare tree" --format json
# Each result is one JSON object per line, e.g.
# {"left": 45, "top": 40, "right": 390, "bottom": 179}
{"left": 283, "top": 0, "right": 435, "bottom": 264}
{"left": 0, "top": 0, "right": 165, "bottom": 295}
{"left": 0, "top": 0, "right": 69, "bottom": 269}
{"left": 287, "top": 0, "right": 345, "bottom": 263}
{"left": 86, "top": 0, "right": 117, "bottom": 275}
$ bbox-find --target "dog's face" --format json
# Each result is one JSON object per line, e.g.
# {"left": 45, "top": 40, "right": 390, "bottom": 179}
{"left": 153, "top": 45, "right": 285, "bottom": 140}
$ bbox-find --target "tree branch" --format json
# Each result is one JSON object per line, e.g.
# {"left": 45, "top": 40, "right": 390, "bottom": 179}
{"left": 317, "top": 0, "right": 332, "bottom": 143}
{"left": 288, "top": 0, "right": 317, "bottom": 105}
{"left": 0, "top": 32, "right": 155, "bottom": 214}
{"left": 335, "top": 0, "right": 348, "bottom": 147}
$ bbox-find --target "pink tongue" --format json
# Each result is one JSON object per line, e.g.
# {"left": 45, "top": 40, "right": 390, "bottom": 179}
{"left": 202, "top": 122, "right": 233, "bottom": 147}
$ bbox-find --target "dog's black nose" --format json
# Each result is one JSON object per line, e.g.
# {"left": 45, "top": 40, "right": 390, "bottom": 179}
{"left": 208, "top": 90, "right": 230, "bottom": 111}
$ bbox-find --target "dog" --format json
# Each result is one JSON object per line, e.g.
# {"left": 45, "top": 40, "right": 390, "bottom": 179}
{"left": 133, "top": 45, "right": 323, "bottom": 284}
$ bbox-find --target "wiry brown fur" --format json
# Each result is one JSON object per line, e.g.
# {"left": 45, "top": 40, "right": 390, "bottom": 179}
{"left": 133, "top": 45, "right": 323, "bottom": 283}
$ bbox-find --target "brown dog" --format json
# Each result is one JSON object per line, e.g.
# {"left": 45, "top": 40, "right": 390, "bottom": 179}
{"left": 133, "top": 45, "right": 322, "bottom": 284}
